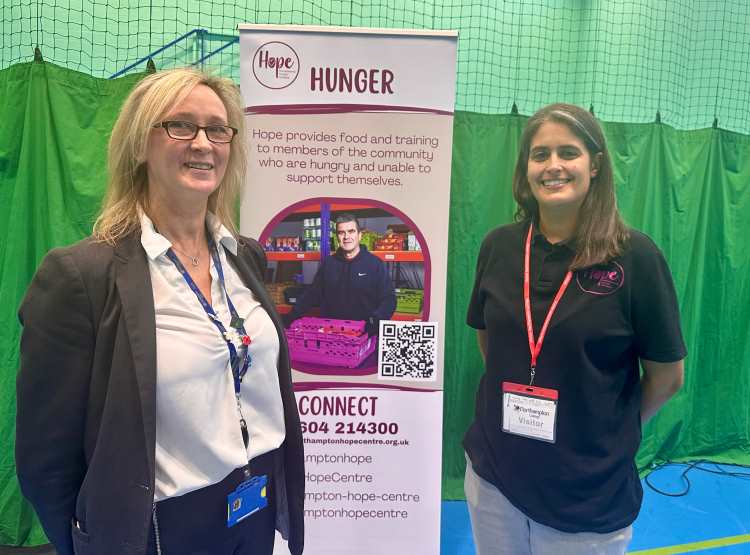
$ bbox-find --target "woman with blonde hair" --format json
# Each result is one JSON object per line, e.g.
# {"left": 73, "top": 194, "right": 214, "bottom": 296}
{"left": 465, "top": 103, "right": 686, "bottom": 554}
{"left": 16, "top": 68, "right": 304, "bottom": 555}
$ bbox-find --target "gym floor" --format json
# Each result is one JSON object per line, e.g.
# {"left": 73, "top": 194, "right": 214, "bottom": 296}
{"left": 442, "top": 463, "right": 750, "bottom": 554}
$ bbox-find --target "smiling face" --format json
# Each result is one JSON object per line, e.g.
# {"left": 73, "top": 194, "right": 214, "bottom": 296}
{"left": 145, "top": 84, "right": 230, "bottom": 205}
{"left": 526, "top": 121, "right": 599, "bottom": 219}
{"left": 336, "top": 220, "right": 362, "bottom": 258}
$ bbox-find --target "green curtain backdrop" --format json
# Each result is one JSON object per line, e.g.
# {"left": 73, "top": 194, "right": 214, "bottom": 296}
{"left": 2, "top": 62, "right": 749, "bottom": 545}
{"left": 0, "top": 61, "right": 143, "bottom": 546}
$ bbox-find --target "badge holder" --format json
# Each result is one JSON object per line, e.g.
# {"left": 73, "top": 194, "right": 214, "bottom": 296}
{"left": 501, "top": 381, "right": 558, "bottom": 443}
{"left": 227, "top": 474, "right": 268, "bottom": 527}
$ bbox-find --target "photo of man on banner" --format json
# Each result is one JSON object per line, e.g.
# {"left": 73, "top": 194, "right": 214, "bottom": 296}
{"left": 283, "top": 213, "right": 396, "bottom": 336}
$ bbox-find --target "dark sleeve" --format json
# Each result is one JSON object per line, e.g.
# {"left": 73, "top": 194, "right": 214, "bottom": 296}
{"left": 288, "top": 261, "right": 324, "bottom": 321}
{"left": 467, "top": 233, "right": 492, "bottom": 330}
{"left": 372, "top": 258, "right": 396, "bottom": 321}
{"left": 16, "top": 249, "right": 94, "bottom": 555}
{"left": 630, "top": 235, "right": 687, "bottom": 362}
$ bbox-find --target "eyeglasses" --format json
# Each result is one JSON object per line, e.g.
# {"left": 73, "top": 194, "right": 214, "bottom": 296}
{"left": 154, "top": 120, "right": 238, "bottom": 144}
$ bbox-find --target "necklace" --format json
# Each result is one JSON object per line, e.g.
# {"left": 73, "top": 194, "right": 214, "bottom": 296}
{"left": 150, "top": 221, "right": 204, "bottom": 267}
{"left": 171, "top": 245, "right": 200, "bottom": 267}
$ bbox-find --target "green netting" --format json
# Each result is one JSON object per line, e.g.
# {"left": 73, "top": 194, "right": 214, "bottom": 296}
{"left": 2, "top": 1, "right": 750, "bottom": 131}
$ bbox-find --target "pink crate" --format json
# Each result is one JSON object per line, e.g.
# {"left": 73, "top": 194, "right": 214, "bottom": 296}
{"left": 286, "top": 317, "right": 376, "bottom": 368}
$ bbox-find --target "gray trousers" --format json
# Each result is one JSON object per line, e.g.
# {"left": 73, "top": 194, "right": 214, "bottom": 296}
{"left": 464, "top": 456, "right": 633, "bottom": 555}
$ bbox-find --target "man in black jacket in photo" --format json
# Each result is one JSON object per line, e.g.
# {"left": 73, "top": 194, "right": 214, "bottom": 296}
{"left": 283, "top": 214, "right": 396, "bottom": 336}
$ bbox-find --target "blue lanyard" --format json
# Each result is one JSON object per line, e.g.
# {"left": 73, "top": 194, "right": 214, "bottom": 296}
{"left": 164, "top": 238, "right": 252, "bottom": 393}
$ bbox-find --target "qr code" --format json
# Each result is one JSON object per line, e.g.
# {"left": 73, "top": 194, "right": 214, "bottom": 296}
{"left": 378, "top": 321, "right": 438, "bottom": 381}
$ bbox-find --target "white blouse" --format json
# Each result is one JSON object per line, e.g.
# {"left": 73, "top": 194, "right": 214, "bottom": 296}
{"left": 139, "top": 211, "right": 285, "bottom": 501}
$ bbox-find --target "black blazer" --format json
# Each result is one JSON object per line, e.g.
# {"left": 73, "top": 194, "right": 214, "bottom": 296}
{"left": 16, "top": 232, "right": 304, "bottom": 555}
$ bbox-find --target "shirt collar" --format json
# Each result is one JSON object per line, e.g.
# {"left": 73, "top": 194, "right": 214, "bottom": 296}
{"left": 335, "top": 243, "right": 367, "bottom": 261}
{"left": 139, "top": 208, "right": 238, "bottom": 261}
{"left": 530, "top": 220, "right": 575, "bottom": 251}
{"left": 206, "top": 211, "right": 238, "bottom": 256}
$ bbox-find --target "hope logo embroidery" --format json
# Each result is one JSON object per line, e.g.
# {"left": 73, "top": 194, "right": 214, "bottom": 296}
{"left": 576, "top": 262, "right": 625, "bottom": 295}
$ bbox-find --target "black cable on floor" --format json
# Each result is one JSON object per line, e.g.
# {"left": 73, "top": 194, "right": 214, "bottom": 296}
{"left": 640, "top": 459, "right": 750, "bottom": 497}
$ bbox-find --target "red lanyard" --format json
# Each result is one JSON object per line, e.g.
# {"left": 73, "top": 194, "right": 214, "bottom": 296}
{"left": 523, "top": 223, "right": 572, "bottom": 385}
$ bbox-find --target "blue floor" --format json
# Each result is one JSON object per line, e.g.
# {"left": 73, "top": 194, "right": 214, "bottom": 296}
{"left": 441, "top": 463, "right": 750, "bottom": 554}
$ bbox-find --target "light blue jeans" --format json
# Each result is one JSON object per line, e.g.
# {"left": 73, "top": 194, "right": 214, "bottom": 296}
{"left": 464, "top": 455, "right": 632, "bottom": 555}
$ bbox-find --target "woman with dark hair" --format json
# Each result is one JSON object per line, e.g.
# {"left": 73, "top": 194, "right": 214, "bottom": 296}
{"left": 16, "top": 68, "right": 304, "bottom": 555}
{"left": 465, "top": 103, "right": 686, "bottom": 554}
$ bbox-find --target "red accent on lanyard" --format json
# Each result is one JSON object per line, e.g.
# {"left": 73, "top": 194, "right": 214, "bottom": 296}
{"left": 523, "top": 224, "right": 573, "bottom": 384}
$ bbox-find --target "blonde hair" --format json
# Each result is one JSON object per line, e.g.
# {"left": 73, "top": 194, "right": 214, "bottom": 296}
{"left": 93, "top": 68, "right": 247, "bottom": 244}
{"left": 512, "top": 103, "right": 629, "bottom": 270}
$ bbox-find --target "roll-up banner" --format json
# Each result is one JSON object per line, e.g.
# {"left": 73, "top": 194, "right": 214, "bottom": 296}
{"left": 238, "top": 24, "right": 457, "bottom": 555}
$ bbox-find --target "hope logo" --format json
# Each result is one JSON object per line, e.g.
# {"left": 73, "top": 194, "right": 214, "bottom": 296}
{"left": 576, "top": 261, "right": 625, "bottom": 295}
{"left": 252, "top": 41, "right": 300, "bottom": 89}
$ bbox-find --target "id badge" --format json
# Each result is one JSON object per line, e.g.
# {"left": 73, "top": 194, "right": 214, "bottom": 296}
{"left": 227, "top": 474, "right": 268, "bottom": 527}
{"left": 501, "top": 382, "right": 558, "bottom": 443}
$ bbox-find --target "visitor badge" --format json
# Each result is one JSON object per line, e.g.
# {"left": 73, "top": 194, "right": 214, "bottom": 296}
{"left": 227, "top": 474, "right": 268, "bottom": 527}
{"left": 501, "top": 382, "right": 558, "bottom": 443}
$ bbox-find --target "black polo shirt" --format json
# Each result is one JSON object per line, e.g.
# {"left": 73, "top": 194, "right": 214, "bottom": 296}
{"left": 465, "top": 220, "right": 686, "bottom": 533}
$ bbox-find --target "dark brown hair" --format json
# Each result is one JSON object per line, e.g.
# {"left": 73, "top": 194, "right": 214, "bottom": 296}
{"left": 334, "top": 213, "right": 361, "bottom": 232}
{"left": 512, "top": 103, "right": 629, "bottom": 269}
